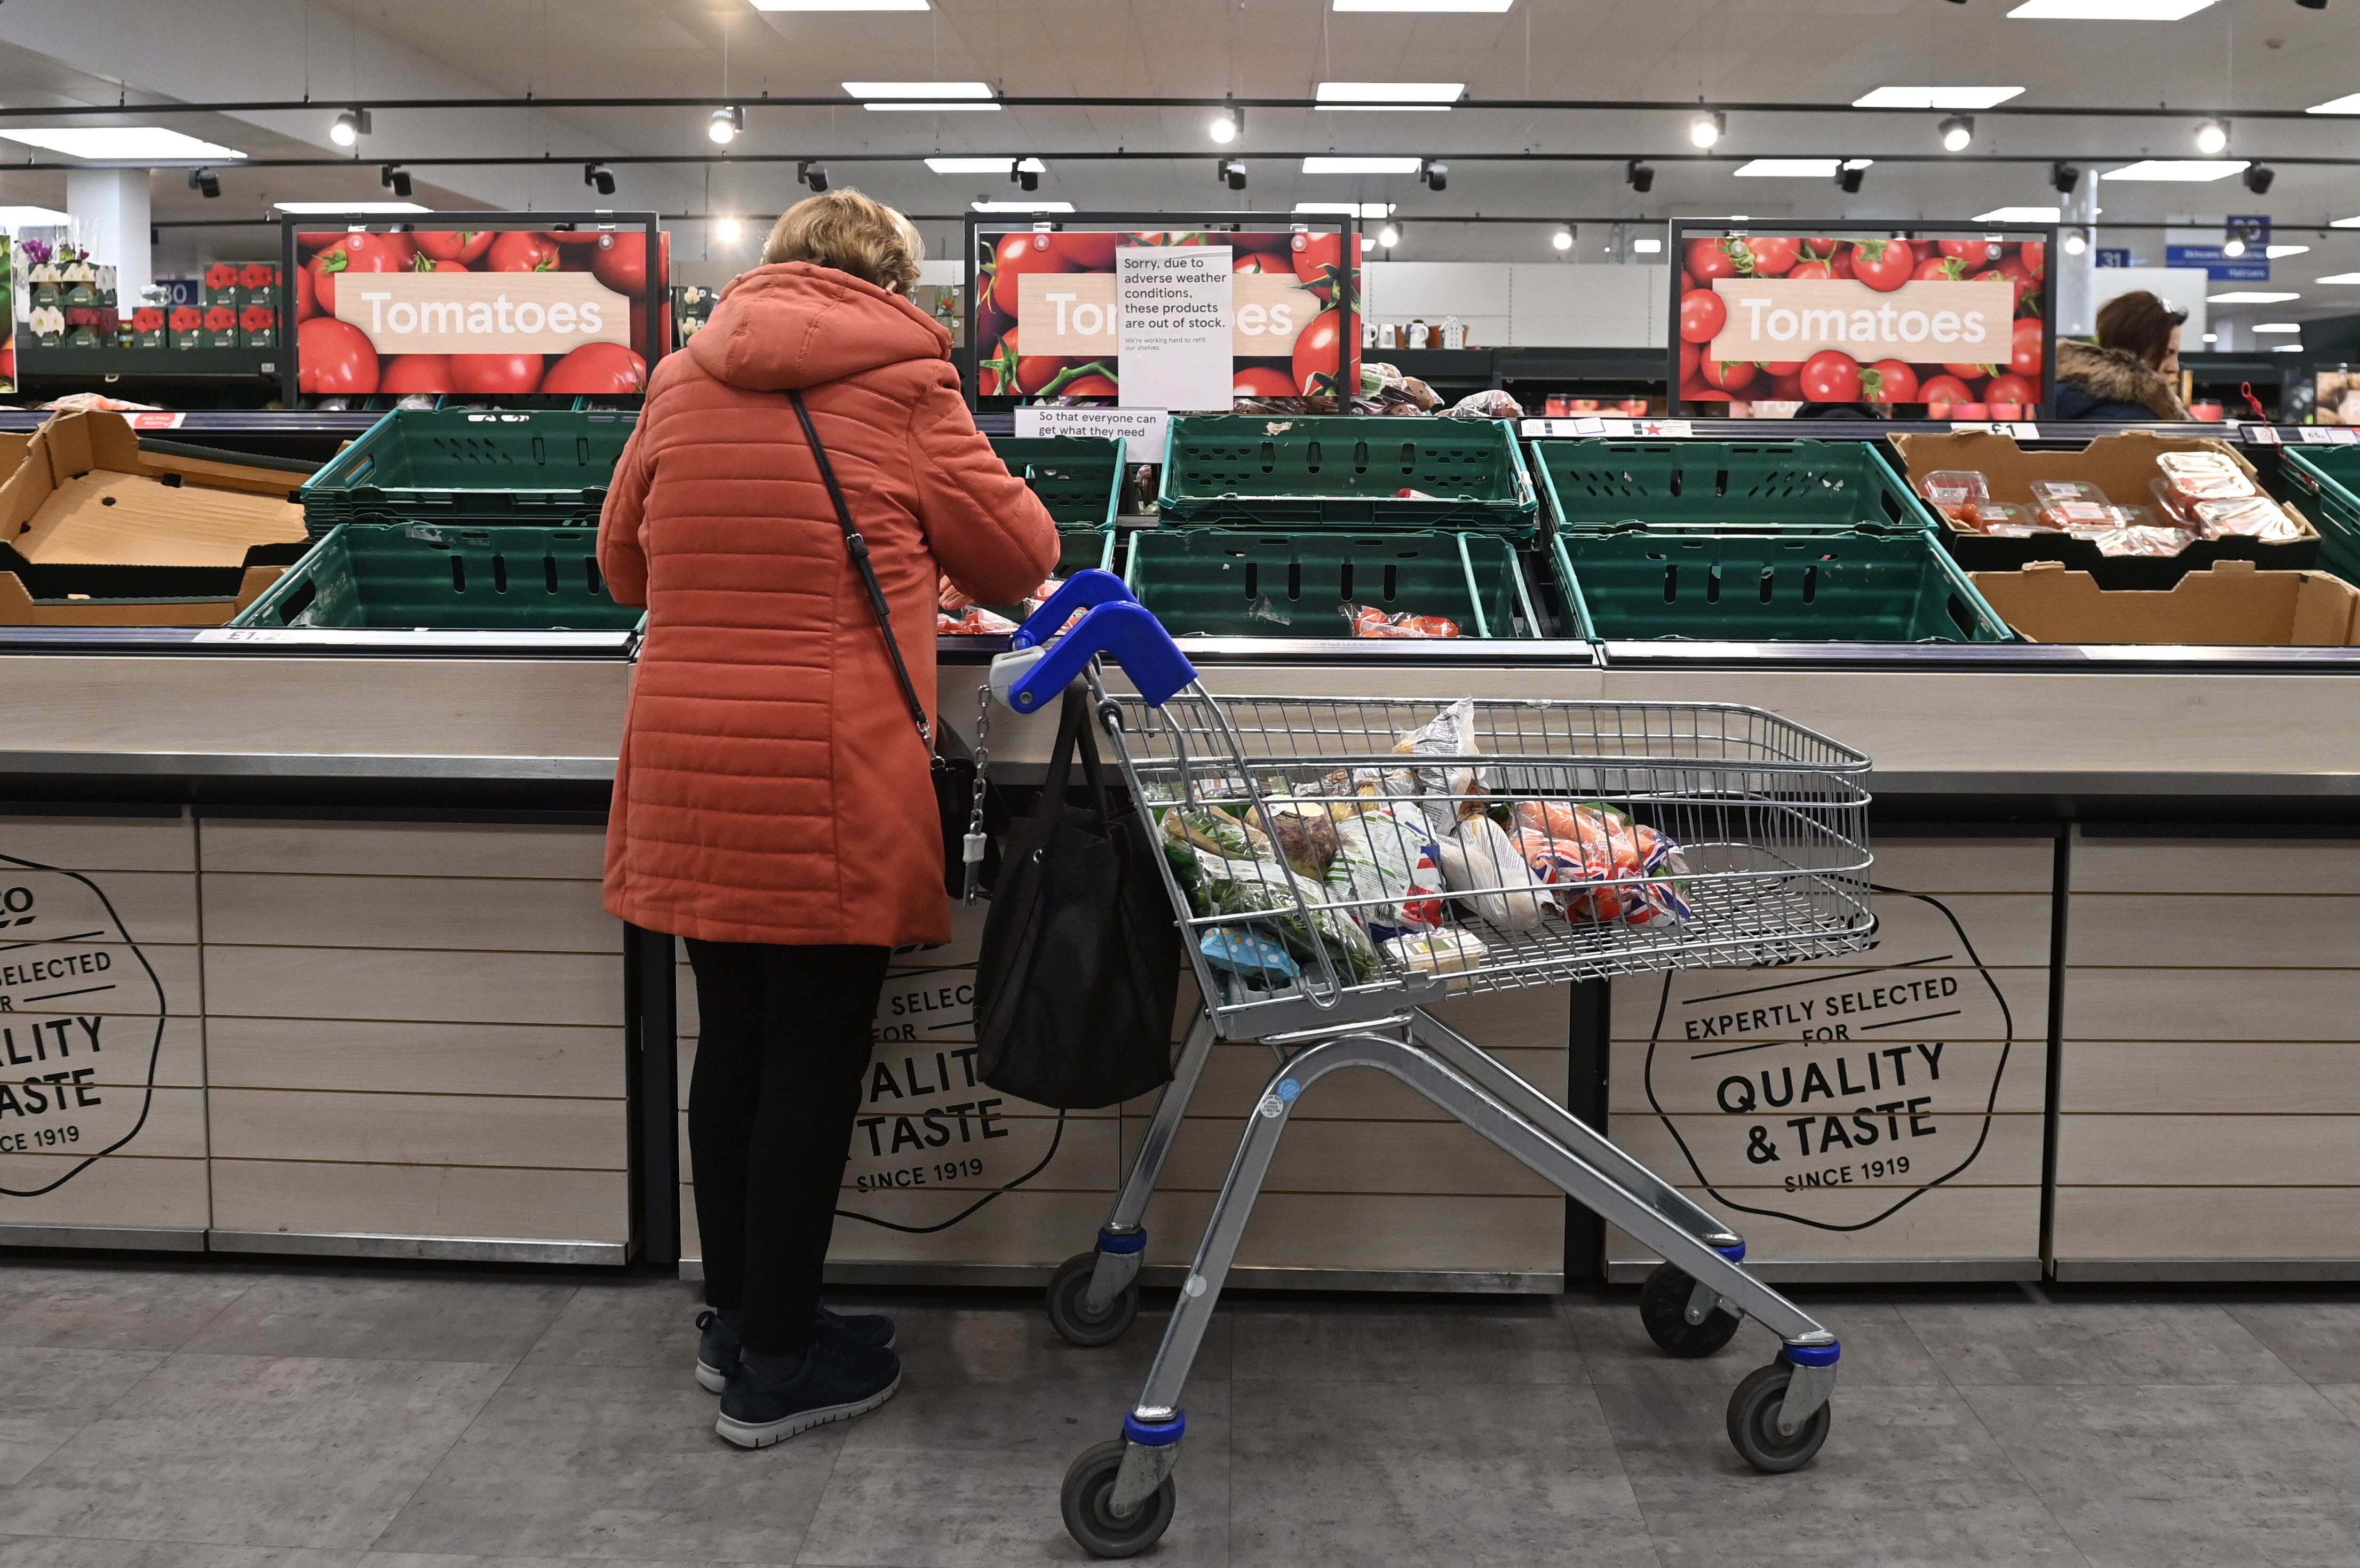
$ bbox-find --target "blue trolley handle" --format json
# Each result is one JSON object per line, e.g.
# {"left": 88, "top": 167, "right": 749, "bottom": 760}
{"left": 989, "top": 568, "right": 1198, "bottom": 712}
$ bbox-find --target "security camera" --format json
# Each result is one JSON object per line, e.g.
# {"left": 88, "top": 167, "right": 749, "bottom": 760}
{"left": 1419, "top": 159, "right": 1448, "bottom": 192}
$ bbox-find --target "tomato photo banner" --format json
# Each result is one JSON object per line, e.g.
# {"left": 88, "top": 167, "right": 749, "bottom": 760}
{"left": 1670, "top": 221, "right": 2057, "bottom": 420}
{"left": 281, "top": 211, "right": 667, "bottom": 406}
{"left": 969, "top": 218, "right": 1361, "bottom": 409}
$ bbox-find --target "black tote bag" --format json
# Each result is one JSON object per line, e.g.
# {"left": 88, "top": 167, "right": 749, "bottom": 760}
{"left": 972, "top": 687, "right": 1180, "bottom": 1110}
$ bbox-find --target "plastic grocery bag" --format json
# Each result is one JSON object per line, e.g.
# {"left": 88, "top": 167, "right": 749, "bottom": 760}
{"left": 1325, "top": 798, "right": 1448, "bottom": 941}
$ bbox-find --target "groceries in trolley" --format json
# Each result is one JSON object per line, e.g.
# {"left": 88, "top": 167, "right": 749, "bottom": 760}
{"left": 1155, "top": 699, "right": 1693, "bottom": 991}
{"left": 939, "top": 574, "right": 1071, "bottom": 636}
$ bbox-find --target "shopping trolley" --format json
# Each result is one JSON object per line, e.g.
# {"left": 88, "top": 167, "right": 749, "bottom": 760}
{"left": 981, "top": 571, "right": 1877, "bottom": 1558}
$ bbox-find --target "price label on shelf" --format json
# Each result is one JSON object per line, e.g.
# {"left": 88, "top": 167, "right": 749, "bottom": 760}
{"left": 125, "top": 411, "right": 186, "bottom": 431}
{"left": 2243, "top": 425, "right": 2284, "bottom": 445}
{"left": 1948, "top": 421, "right": 2039, "bottom": 440}
{"left": 1632, "top": 418, "right": 1691, "bottom": 439}
{"left": 2298, "top": 426, "right": 2359, "bottom": 445}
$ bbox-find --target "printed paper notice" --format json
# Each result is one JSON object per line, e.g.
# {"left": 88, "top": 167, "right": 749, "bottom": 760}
{"left": 1117, "top": 246, "right": 1233, "bottom": 412}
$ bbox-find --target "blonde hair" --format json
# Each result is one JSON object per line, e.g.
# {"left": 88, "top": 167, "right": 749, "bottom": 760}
{"left": 762, "top": 190, "right": 924, "bottom": 295}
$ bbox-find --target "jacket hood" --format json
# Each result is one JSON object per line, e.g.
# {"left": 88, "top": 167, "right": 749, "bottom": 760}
{"left": 2055, "top": 338, "right": 2187, "bottom": 420}
{"left": 687, "top": 261, "right": 949, "bottom": 391}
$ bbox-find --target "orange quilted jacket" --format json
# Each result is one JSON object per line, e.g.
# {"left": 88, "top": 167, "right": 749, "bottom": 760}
{"left": 598, "top": 262, "right": 1059, "bottom": 948}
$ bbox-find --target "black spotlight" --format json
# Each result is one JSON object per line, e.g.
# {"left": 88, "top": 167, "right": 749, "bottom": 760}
{"left": 1836, "top": 162, "right": 1865, "bottom": 194}
{"left": 583, "top": 163, "right": 616, "bottom": 196}
{"left": 187, "top": 166, "right": 220, "bottom": 200}
{"left": 1625, "top": 158, "right": 1654, "bottom": 194}
{"left": 379, "top": 163, "right": 412, "bottom": 198}
{"left": 2297, "top": 0, "right": 2326, "bottom": 10}
{"left": 1216, "top": 158, "right": 1247, "bottom": 191}
{"left": 1011, "top": 160, "right": 1041, "bottom": 193}
{"left": 798, "top": 161, "right": 829, "bottom": 193}
{"left": 2050, "top": 160, "right": 2082, "bottom": 194}
{"left": 1419, "top": 158, "right": 1448, "bottom": 192}
{"left": 2244, "top": 163, "right": 2277, "bottom": 194}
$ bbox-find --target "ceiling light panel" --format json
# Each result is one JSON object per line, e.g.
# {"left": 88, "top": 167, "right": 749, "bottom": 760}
{"left": 2007, "top": 0, "right": 2217, "bottom": 17}
{"left": 843, "top": 80, "right": 992, "bottom": 97}
{"left": 1301, "top": 155, "right": 1424, "bottom": 173}
{"left": 1293, "top": 201, "right": 1396, "bottom": 216}
{"left": 1734, "top": 158, "right": 1871, "bottom": 177}
{"left": 2308, "top": 93, "right": 2360, "bottom": 115}
{"left": 2252, "top": 322, "right": 2302, "bottom": 333}
{"left": 2100, "top": 160, "right": 2248, "bottom": 181}
{"left": 1332, "top": 0, "right": 1514, "bottom": 10}
{"left": 0, "top": 206, "right": 69, "bottom": 226}
{"left": 753, "top": 0, "right": 926, "bottom": 7}
{"left": 971, "top": 200, "right": 1073, "bottom": 212}
{"left": 2269, "top": 244, "right": 2312, "bottom": 258}
{"left": 1852, "top": 86, "right": 2025, "bottom": 109}
{"left": 2207, "top": 291, "right": 2300, "bottom": 303}
{"left": 925, "top": 157, "right": 1046, "bottom": 173}
{"left": 0, "top": 126, "right": 246, "bottom": 160}
{"left": 1974, "top": 205, "right": 2064, "bottom": 221}
{"left": 1315, "top": 81, "right": 1464, "bottom": 108}
{"left": 272, "top": 201, "right": 431, "bottom": 213}
{"left": 2315, "top": 272, "right": 2360, "bottom": 284}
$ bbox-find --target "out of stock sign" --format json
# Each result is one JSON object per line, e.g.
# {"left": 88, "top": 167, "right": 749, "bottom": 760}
{"left": 332, "top": 272, "right": 632, "bottom": 356}
{"left": 1708, "top": 278, "right": 2015, "bottom": 365}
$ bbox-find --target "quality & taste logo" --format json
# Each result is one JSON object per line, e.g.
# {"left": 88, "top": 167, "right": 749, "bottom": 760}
{"left": 0, "top": 854, "right": 166, "bottom": 1198}
{"left": 1643, "top": 888, "right": 2011, "bottom": 1232}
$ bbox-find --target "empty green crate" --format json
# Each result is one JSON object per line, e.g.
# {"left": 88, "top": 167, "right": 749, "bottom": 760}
{"left": 1157, "top": 415, "right": 1538, "bottom": 532}
{"left": 1125, "top": 528, "right": 1540, "bottom": 640}
{"left": 990, "top": 435, "right": 1125, "bottom": 531}
{"left": 2280, "top": 447, "right": 2360, "bottom": 587}
{"left": 1533, "top": 439, "right": 1937, "bottom": 536}
{"left": 231, "top": 523, "right": 643, "bottom": 631}
{"left": 298, "top": 409, "right": 639, "bottom": 534}
{"left": 1550, "top": 527, "right": 2012, "bottom": 644}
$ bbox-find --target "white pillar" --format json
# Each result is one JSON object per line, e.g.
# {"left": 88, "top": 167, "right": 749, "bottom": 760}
{"left": 2054, "top": 179, "right": 2100, "bottom": 338}
{"left": 66, "top": 167, "right": 152, "bottom": 302}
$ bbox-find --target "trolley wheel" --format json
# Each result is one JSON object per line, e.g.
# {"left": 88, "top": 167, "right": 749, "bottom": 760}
{"left": 1047, "top": 1250, "right": 1140, "bottom": 1348}
{"left": 1062, "top": 1438, "right": 1177, "bottom": 1559}
{"left": 1639, "top": 1262, "right": 1742, "bottom": 1359}
{"left": 1726, "top": 1362, "right": 1832, "bottom": 1474}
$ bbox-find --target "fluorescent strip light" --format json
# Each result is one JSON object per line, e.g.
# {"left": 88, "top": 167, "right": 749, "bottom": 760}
{"left": 2007, "top": 0, "right": 2216, "bottom": 17}
{"left": 1315, "top": 104, "right": 1453, "bottom": 112}
{"left": 0, "top": 206, "right": 70, "bottom": 227}
{"left": 0, "top": 126, "right": 247, "bottom": 160}
{"left": 1734, "top": 158, "right": 1871, "bottom": 178}
{"left": 271, "top": 201, "right": 431, "bottom": 213}
{"left": 1316, "top": 81, "right": 1463, "bottom": 105}
{"left": 1301, "top": 155, "right": 1423, "bottom": 174}
{"left": 1293, "top": 201, "right": 1395, "bottom": 217}
{"left": 2316, "top": 272, "right": 2360, "bottom": 284}
{"left": 864, "top": 102, "right": 1002, "bottom": 112}
{"left": 2208, "top": 290, "right": 2299, "bottom": 303}
{"left": 843, "top": 80, "right": 992, "bottom": 97}
{"left": 2306, "top": 93, "right": 2360, "bottom": 115}
{"left": 2269, "top": 244, "right": 2311, "bottom": 258}
{"left": 1853, "top": 85, "right": 2025, "bottom": 109}
{"left": 2100, "top": 159, "right": 2248, "bottom": 181}
{"left": 2274, "top": 343, "right": 2304, "bottom": 351}
{"left": 754, "top": 0, "right": 927, "bottom": 7}
{"left": 971, "top": 200, "right": 1073, "bottom": 212}
{"left": 925, "top": 156, "right": 1045, "bottom": 173}
{"left": 2252, "top": 322, "right": 2302, "bottom": 333}
{"left": 1333, "top": 0, "right": 1514, "bottom": 10}
{"left": 1974, "top": 204, "right": 2064, "bottom": 221}
{"left": 2334, "top": 216, "right": 2360, "bottom": 229}
{"left": 1632, "top": 237, "right": 1663, "bottom": 253}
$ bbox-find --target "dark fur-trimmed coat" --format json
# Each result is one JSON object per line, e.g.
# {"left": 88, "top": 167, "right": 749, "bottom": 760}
{"left": 2053, "top": 338, "right": 2188, "bottom": 421}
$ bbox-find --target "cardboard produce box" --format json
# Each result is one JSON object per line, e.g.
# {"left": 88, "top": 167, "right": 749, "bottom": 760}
{"left": 0, "top": 410, "right": 313, "bottom": 626}
{"left": 1894, "top": 428, "right": 2319, "bottom": 588}
{"left": 1972, "top": 559, "right": 2360, "bottom": 646}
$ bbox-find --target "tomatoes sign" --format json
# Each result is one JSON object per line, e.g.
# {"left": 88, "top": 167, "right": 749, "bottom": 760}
{"left": 331, "top": 271, "right": 633, "bottom": 355}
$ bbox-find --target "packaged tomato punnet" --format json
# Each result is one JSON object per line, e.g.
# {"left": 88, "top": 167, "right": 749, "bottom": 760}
{"left": 1343, "top": 604, "right": 1461, "bottom": 639}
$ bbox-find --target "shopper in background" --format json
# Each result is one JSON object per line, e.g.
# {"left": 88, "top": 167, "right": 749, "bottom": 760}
{"left": 597, "top": 189, "right": 1060, "bottom": 1449}
{"left": 2053, "top": 291, "right": 2190, "bottom": 421}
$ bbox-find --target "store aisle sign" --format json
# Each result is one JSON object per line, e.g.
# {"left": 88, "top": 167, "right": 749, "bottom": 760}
{"left": 1709, "top": 278, "right": 2015, "bottom": 364}
{"left": 1642, "top": 889, "right": 2014, "bottom": 1232}
{"left": 0, "top": 854, "right": 165, "bottom": 1199}
{"left": 332, "top": 272, "right": 632, "bottom": 355}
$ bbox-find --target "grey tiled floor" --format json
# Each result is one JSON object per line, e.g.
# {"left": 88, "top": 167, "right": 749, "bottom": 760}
{"left": 8, "top": 1261, "right": 2360, "bottom": 1565}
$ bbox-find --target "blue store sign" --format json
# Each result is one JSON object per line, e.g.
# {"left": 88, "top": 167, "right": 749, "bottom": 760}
{"left": 2166, "top": 215, "right": 2271, "bottom": 282}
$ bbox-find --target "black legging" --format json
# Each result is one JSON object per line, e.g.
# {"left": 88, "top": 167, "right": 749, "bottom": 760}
{"left": 685, "top": 938, "right": 891, "bottom": 1355}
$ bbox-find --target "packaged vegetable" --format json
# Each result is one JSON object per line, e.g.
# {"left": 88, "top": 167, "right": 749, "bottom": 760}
{"left": 1161, "top": 803, "right": 1272, "bottom": 863}
{"left": 2155, "top": 449, "right": 2256, "bottom": 516}
{"left": 1919, "top": 469, "right": 1992, "bottom": 507}
{"left": 1381, "top": 928, "right": 1488, "bottom": 977}
{"left": 2189, "top": 492, "right": 2303, "bottom": 542}
{"left": 1434, "top": 809, "right": 1551, "bottom": 933}
{"left": 937, "top": 605, "right": 1020, "bottom": 635}
{"left": 1346, "top": 604, "right": 1462, "bottom": 639}
{"left": 1264, "top": 802, "right": 1341, "bottom": 880}
{"left": 1509, "top": 800, "right": 1694, "bottom": 925}
{"left": 1324, "top": 799, "right": 1448, "bottom": 940}
{"left": 1195, "top": 853, "right": 1380, "bottom": 984}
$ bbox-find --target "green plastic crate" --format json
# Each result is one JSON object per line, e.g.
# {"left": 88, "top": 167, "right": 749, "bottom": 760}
{"left": 231, "top": 523, "right": 643, "bottom": 631}
{"left": 1156, "top": 415, "right": 1538, "bottom": 532}
{"left": 298, "top": 409, "right": 639, "bottom": 534}
{"left": 1125, "top": 528, "right": 1540, "bottom": 640}
{"left": 1533, "top": 438, "right": 1937, "bottom": 536}
{"left": 2279, "top": 447, "right": 2360, "bottom": 587}
{"left": 989, "top": 435, "right": 1125, "bottom": 531}
{"left": 1550, "top": 526, "right": 2012, "bottom": 644}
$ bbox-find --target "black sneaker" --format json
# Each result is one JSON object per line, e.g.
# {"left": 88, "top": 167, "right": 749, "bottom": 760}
{"left": 695, "top": 1310, "right": 740, "bottom": 1394}
{"left": 819, "top": 1303, "right": 896, "bottom": 1352}
{"left": 715, "top": 1338, "right": 902, "bottom": 1449}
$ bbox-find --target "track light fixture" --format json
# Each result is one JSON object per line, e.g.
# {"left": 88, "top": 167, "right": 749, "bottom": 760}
{"left": 2297, "top": 0, "right": 2327, "bottom": 10}
{"left": 1625, "top": 158, "right": 1654, "bottom": 193}
{"left": 583, "top": 163, "right": 616, "bottom": 196}
{"left": 797, "top": 160, "right": 829, "bottom": 192}
{"left": 1418, "top": 159, "right": 1448, "bottom": 192}
{"left": 187, "top": 166, "right": 220, "bottom": 199}
{"left": 2195, "top": 116, "right": 2230, "bottom": 155}
{"left": 1217, "top": 158, "right": 1247, "bottom": 191}
{"left": 1210, "top": 100, "right": 1241, "bottom": 144}
{"left": 1836, "top": 162, "right": 1865, "bottom": 194}
{"left": 2050, "top": 161, "right": 2081, "bottom": 194}
{"left": 380, "top": 163, "right": 412, "bottom": 198}
{"left": 2063, "top": 230, "right": 2088, "bottom": 256}
{"left": 1013, "top": 159, "right": 1041, "bottom": 192}
{"left": 709, "top": 105, "right": 744, "bottom": 145}
{"left": 1551, "top": 225, "right": 1574, "bottom": 252}
{"left": 1377, "top": 222, "right": 1400, "bottom": 248}
{"left": 1938, "top": 114, "right": 1975, "bottom": 152}
{"left": 329, "top": 107, "right": 371, "bottom": 147}
{"left": 2243, "top": 162, "right": 2276, "bottom": 193}
{"left": 1689, "top": 109, "right": 1725, "bottom": 149}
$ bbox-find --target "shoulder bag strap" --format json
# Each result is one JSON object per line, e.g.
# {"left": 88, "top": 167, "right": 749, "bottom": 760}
{"left": 788, "top": 387, "right": 932, "bottom": 747}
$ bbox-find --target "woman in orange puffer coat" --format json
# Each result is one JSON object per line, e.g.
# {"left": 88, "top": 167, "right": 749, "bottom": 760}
{"left": 598, "top": 189, "right": 1058, "bottom": 1448}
